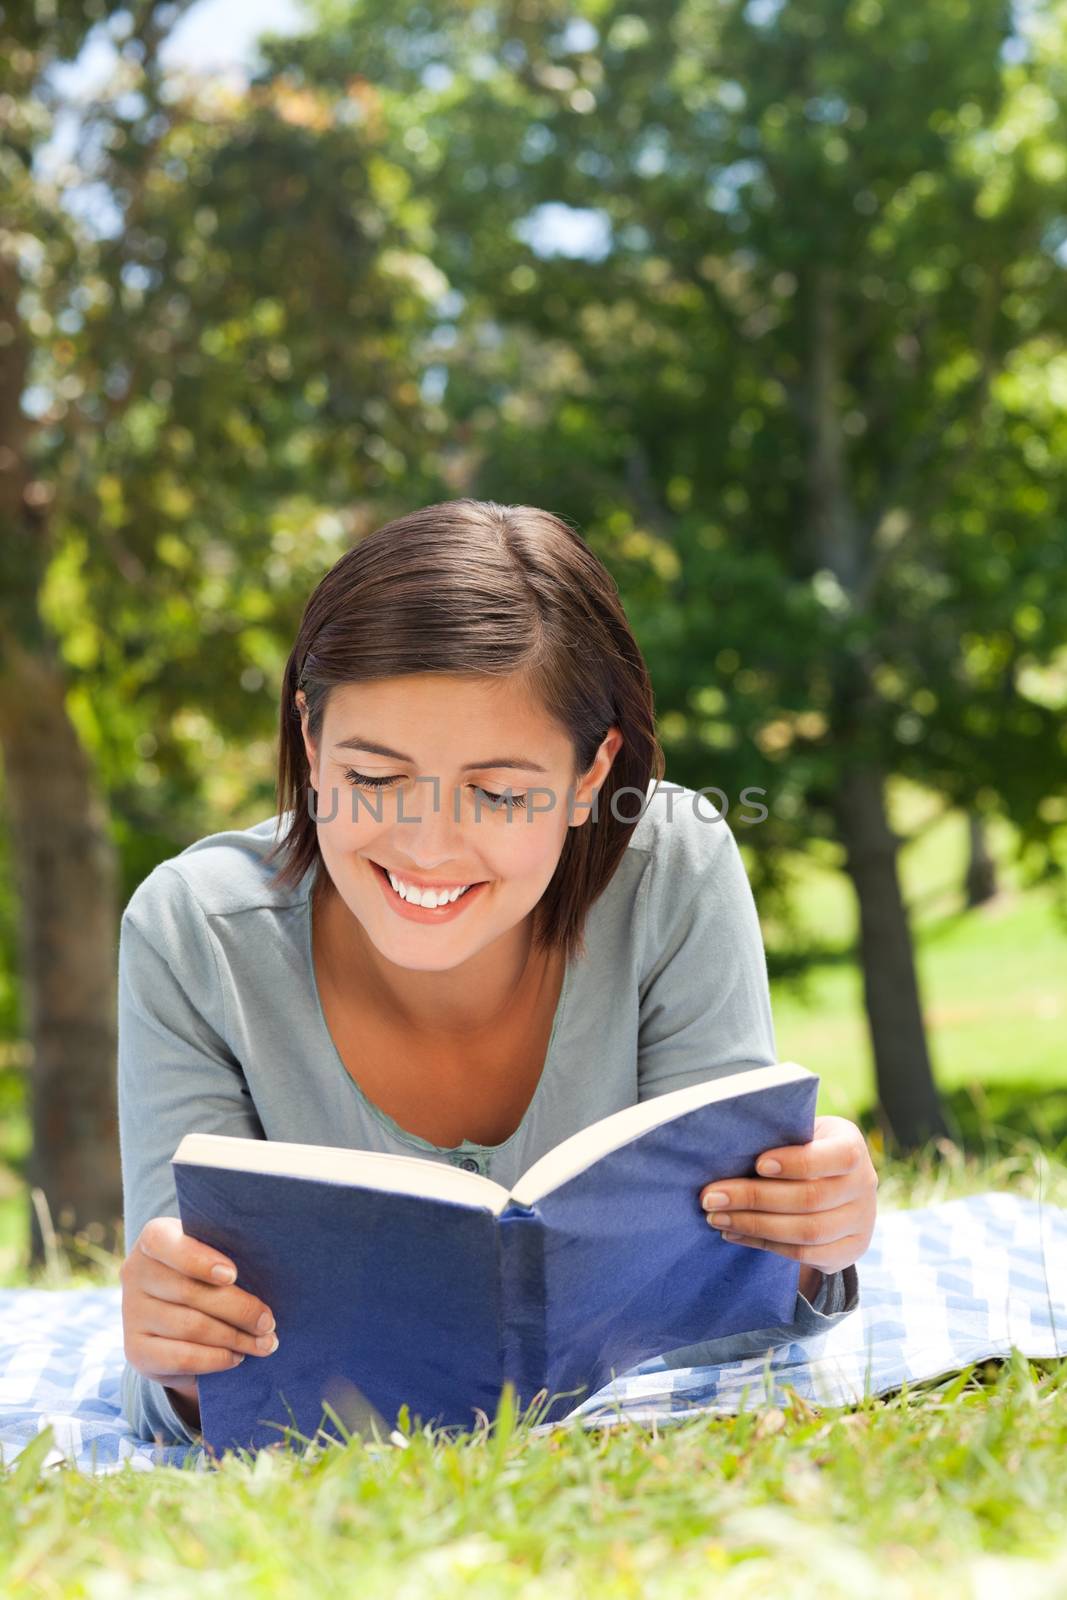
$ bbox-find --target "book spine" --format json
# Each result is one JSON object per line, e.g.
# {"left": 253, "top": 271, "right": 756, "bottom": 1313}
{"left": 497, "top": 1204, "right": 547, "bottom": 1419}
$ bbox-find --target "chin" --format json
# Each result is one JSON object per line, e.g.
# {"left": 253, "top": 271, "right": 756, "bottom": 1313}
{"left": 374, "top": 939, "right": 476, "bottom": 974}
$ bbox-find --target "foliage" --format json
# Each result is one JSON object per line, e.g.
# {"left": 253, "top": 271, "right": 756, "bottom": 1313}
{"left": 251, "top": 0, "right": 1067, "bottom": 946}
{"left": 6, "top": 1, "right": 457, "bottom": 875}
{"left": 8, "top": 0, "right": 1067, "bottom": 938}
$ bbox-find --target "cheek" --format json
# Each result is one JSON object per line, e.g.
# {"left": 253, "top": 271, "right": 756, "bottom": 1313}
{"left": 488, "top": 811, "right": 568, "bottom": 885}
{"left": 314, "top": 783, "right": 386, "bottom": 836}
{"left": 313, "top": 798, "right": 382, "bottom": 874}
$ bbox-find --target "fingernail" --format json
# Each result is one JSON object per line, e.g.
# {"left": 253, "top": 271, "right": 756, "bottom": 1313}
{"left": 231, "top": 1353, "right": 245, "bottom": 1365}
{"left": 758, "top": 1159, "right": 782, "bottom": 1175}
{"left": 256, "top": 1312, "right": 274, "bottom": 1334}
{"left": 212, "top": 1265, "right": 237, "bottom": 1284}
{"left": 702, "top": 1192, "right": 730, "bottom": 1211}
{"left": 257, "top": 1332, "right": 279, "bottom": 1354}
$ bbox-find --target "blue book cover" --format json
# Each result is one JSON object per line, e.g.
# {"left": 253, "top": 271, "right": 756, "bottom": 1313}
{"left": 172, "top": 1062, "right": 819, "bottom": 1457}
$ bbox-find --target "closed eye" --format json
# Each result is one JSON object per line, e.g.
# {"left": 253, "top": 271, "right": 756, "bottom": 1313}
{"left": 341, "top": 769, "right": 528, "bottom": 808}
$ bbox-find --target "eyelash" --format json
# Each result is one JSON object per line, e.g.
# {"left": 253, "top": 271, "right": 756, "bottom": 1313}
{"left": 341, "top": 769, "right": 528, "bottom": 809}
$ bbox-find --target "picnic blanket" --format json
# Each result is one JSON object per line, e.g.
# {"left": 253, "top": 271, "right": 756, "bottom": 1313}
{"left": 0, "top": 1191, "right": 1063, "bottom": 1475}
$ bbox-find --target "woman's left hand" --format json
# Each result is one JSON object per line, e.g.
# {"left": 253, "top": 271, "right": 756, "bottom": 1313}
{"left": 698, "top": 1115, "right": 879, "bottom": 1286}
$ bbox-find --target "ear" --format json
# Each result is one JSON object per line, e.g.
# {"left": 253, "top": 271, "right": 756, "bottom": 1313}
{"left": 569, "top": 726, "right": 624, "bottom": 827}
{"left": 294, "top": 690, "right": 321, "bottom": 792}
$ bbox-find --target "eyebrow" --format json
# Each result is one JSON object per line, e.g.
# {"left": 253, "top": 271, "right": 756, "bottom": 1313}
{"left": 332, "top": 736, "right": 549, "bottom": 773}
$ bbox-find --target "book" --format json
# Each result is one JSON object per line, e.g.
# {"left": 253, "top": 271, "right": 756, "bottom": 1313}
{"left": 172, "top": 1061, "right": 819, "bottom": 1456}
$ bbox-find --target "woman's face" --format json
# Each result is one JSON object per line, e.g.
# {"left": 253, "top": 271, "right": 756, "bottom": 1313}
{"left": 297, "top": 673, "right": 622, "bottom": 973}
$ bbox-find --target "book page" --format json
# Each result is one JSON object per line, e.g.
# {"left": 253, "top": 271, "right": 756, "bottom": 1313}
{"left": 173, "top": 1134, "right": 514, "bottom": 1213}
{"left": 174, "top": 1061, "right": 813, "bottom": 1218}
{"left": 509, "top": 1061, "right": 812, "bottom": 1207}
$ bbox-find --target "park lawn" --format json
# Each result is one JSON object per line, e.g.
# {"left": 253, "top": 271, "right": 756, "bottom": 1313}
{"left": 1, "top": 1364, "right": 1065, "bottom": 1600}
{"left": 1, "top": 1128, "right": 1065, "bottom": 1599}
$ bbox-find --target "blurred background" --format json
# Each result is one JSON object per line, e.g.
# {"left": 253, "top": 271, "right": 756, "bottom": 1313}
{"left": 1, "top": 0, "right": 1065, "bottom": 1278}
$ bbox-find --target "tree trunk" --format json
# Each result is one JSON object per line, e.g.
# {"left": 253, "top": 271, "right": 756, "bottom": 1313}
{"left": 964, "top": 810, "right": 997, "bottom": 907}
{"left": 805, "top": 264, "right": 949, "bottom": 1156}
{"left": 0, "top": 638, "right": 124, "bottom": 1267}
{"left": 832, "top": 764, "right": 950, "bottom": 1154}
{"left": 0, "top": 253, "right": 123, "bottom": 1268}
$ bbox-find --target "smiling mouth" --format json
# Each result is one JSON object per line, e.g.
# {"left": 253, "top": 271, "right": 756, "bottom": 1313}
{"left": 368, "top": 860, "right": 489, "bottom": 895}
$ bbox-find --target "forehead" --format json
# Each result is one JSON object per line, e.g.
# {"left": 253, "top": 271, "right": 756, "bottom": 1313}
{"left": 323, "top": 674, "right": 569, "bottom": 752}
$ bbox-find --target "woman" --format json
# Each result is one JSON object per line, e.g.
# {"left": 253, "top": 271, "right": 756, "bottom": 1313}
{"left": 119, "top": 498, "right": 875, "bottom": 1445}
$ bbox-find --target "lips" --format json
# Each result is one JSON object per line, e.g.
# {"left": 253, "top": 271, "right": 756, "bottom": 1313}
{"left": 368, "top": 857, "right": 490, "bottom": 921}
{"left": 369, "top": 860, "right": 486, "bottom": 893}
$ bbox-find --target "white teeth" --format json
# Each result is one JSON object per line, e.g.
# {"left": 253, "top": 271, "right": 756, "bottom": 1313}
{"left": 386, "top": 870, "right": 471, "bottom": 908}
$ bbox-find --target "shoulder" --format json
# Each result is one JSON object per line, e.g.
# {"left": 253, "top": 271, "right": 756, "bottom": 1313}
{"left": 626, "top": 778, "right": 751, "bottom": 893}
{"left": 123, "top": 812, "right": 312, "bottom": 928}
{"left": 620, "top": 779, "right": 762, "bottom": 970}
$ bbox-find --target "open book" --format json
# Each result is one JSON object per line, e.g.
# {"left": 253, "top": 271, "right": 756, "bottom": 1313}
{"left": 173, "top": 1061, "right": 819, "bottom": 1456}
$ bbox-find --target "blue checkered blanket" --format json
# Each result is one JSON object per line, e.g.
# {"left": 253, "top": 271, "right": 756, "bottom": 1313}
{"left": 1, "top": 1192, "right": 1063, "bottom": 1474}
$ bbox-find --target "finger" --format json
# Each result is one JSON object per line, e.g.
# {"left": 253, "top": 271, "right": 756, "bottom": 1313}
{"left": 139, "top": 1256, "right": 275, "bottom": 1338}
{"left": 139, "top": 1218, "right": 238, "bottom": 1287}
{"left": 718, "top": 1229, "right": 866, "bottom": 1268}
{"left": 140, "top": 1296, "right": 280, "bottom": 1359}
{"left": 707, "top": 1202, "right": 859, "bottom": 1248}
{"left": 755, "top": 1116, "right": 868, "bottom": 1182}
{"left": 139, "top": 1333, "right": 251, "bottom": 1381}
{"left": 704, "top": 1172, "right": 856, "bottom": 1216}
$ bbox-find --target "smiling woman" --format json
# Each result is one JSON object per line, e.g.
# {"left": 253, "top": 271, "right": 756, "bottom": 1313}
{"left": 116, "top": 497, "right": 861, "bottom": 1450}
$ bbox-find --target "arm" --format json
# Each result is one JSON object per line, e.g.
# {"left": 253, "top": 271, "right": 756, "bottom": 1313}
{"left": 636, "top": 803, "right": 860, "bottom": 1348}
{"left": 636, "top": 803, "right": 777, "bottom": 1099}
{"left": 166, "top": 1380, "right": 203, "bottom": 1432}
{"left": 656, "top": 1257, "right": 861, "bottom": 1370}
{"left": 118, "top": 864, "right": 267, "bottom": 1444}
{"left": 798, "top": 1265, "right": 823, "bottom": 1302}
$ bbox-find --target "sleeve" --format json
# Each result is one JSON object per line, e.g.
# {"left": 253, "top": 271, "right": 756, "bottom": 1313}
{"left": 635, "top": 804, "right": 859, "bottom": 1354}
{"left": 636, "top": 808, "right": 777, "bottom": 1099}
{"left": 656, "top": 1261, "right": 861, "bottom": 1369}
{"left": 117, "top": 863, "right": 266, "bottom": 1446}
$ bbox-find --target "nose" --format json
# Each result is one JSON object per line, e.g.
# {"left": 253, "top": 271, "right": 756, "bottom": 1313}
{"left": 388, "top": 778, "right": 470, "bottom": 873}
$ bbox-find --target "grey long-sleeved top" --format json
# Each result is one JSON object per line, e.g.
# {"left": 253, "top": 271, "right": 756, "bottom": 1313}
{"left": 118, "top": 779, "right": 860, "bottom": 1444}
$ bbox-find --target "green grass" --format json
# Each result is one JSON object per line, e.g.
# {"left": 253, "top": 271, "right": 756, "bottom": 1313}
{"left": 3, "top": 1352, "right": 1067, "bottom": 1597}
{"left": 0, "top": 777, "right": 1065, "bottom": 1594}
{"left": 1, "top": 1132, "right": 1066, "bottom": 1599}
{"left": 1, "top": 1092, "right": 1065, "bottom": 1597}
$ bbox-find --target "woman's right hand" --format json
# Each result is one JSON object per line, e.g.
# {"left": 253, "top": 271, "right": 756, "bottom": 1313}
{"left": 121, "top": 1217, "right": 279, "bottom": 1413}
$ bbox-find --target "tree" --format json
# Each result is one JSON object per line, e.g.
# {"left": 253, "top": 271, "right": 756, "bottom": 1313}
{"left": 1, "top": 0, "right": 133, "bottom": 1265}
{"left": 1, "top": 0, "right": 450, "bottom": 1260}
{"left": 270, "top": 0, "right": 1067, "bottom": 1150}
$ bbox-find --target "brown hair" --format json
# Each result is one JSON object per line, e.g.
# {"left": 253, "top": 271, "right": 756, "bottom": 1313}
{"left": 266, "top": 498, "right": 664, "bottom": 963}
